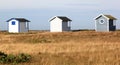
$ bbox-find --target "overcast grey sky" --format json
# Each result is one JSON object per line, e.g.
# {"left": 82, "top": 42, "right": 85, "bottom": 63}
{"left": 0, "top": 0, "right": 120, "bottom": 30}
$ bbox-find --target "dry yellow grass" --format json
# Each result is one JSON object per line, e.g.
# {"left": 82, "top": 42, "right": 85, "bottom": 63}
{"left": 0, "top": 31, "right": 120, "bottom": 65}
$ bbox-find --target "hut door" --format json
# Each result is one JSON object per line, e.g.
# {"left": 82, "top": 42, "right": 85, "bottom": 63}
{"left": 109, "top": 19, "right": 115, "bottom": 31}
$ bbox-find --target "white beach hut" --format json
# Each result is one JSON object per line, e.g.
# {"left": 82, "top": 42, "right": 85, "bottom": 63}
{"left": 7, "top": 18, "right": 30, "bottom": 33}
{"left": 49, "top": 16, "right": 72, "bottom": 32}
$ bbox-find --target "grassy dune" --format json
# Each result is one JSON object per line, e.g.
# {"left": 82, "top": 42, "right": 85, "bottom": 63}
{"left": 0, "top": 31, "right": 120, "bottom": 65}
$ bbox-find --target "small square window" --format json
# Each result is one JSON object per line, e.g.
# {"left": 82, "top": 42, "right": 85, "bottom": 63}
{"left": 12, "top": 21, "right": 15, "bottom": 25}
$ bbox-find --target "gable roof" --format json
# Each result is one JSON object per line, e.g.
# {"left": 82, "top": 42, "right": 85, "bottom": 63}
{"left": 104, "top": 15, "right": 117, "bottom": 20}
{"left": 95, "top": 14, "right": 117, "bottom": 20}
{"left": 6, "top": 18, "right": 30, "bottom": 22}
{"left": 49, "top": 16, "right": 72, "bottom": 22}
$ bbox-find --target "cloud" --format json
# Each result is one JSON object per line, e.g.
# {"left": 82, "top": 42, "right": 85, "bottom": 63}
{"left": 0, "top": 0, "right": 119, "bottom": 11}
{"left": 0, "top": 0, "right": 99, "bottom": 10}
{"left": 0, "top": 0, "right": 70, "bottom": 9}
{"left": 0, "top": 0, "right": 41, "bottom": 9}
{"left": 97, "top": 0, "right": 120, "bottom": 10}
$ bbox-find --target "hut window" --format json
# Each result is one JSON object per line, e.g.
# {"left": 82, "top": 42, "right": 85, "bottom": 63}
{"left": 99, "top": 19, "right": 104, "bottom": 24}
{"left": 12, "top": 21, "right": 16, "bottom": 25}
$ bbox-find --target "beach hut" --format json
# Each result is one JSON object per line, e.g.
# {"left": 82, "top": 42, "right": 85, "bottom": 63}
{"left": 6, "top": 18, "right": 30, "bottom": 33}
{"left": 94, "top": 14, "right": 117, "bottom": 32}
{"left": 49, "top": 16, "right": 72, "bottom": 32}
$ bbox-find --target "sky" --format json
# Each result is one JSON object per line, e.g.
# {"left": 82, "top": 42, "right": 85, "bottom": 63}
{"left": 0, "top": 0, "right": 120, "bottom": 30}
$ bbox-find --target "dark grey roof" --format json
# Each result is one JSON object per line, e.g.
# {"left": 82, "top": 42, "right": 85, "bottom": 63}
{"left": 50, "top": 16, "right": 72, "bottom": 22}
{"left": 6, "top": 18, "right": 30, "bottom": 22}
{"left": 57, "top": 16, "right": 72, "bottom": 21}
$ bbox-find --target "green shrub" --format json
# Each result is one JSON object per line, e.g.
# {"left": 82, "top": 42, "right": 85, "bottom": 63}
{"left": 15, "top": 53, "right": 31, "bottom": 63}
{"left": 6, "top": 54, "right": 15, "bottom": 63}
{"left": 0, "top": 51, "right": 7, "bottom": 63}
{"left": 0, "top": 52, "right": 31, "bottom": 64}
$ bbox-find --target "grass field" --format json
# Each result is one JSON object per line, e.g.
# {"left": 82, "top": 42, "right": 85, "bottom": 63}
{"left": 0, "top": 31, "right": 120, "bottom": 65}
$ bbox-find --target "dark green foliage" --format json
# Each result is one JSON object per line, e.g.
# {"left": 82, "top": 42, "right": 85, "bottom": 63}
{"left": 5, "top": 54, "right": 15, "bottom": 63}
{"left": 0, "top": 51, "right": 31, "bottom": 64}
{"left": 15, "top": 53, "right": 31, "bottom": 63}
{"left": 0, "top": 51, "right": 7, "bottom": 63}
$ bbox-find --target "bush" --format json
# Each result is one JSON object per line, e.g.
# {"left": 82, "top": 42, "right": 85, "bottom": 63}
{"left": 0, "top": 51, "right": 7, "bottom": 63}
{"left": 15, "top": 53, "right": 31, "bottom": 63}
{"left": 0, "top": 51, "right": 31, "bottom": 64}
